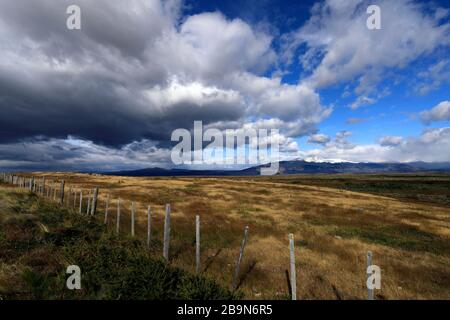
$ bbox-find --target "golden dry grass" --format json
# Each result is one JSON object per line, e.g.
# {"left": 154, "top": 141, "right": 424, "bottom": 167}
{"left": 18, "top": 172, "right": 450, "bottom": 299}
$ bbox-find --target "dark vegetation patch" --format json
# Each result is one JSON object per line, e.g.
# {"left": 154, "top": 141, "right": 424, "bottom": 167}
{"left": 302, "top": 207, "right": 449, "bottom": 255}
{"left": 332, "top": 225, "right": 449, "bottom": 255}
{"left": 268, "top": 174, "right": 450, "bottom": 206}
{"left": 253, "top": 188, "right": 272, "bottom": 195}
{"left": 183, "top": 183, "right": 203, "bottom": 196}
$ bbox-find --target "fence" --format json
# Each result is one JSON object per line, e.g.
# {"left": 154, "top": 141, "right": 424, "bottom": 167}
{"left": 0, "top": 172, "right": 379, "bottom": 300}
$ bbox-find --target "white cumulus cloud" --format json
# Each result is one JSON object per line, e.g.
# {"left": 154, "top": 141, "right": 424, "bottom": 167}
{"left": 421, "top": 100, "right": 450, "bottom": 124}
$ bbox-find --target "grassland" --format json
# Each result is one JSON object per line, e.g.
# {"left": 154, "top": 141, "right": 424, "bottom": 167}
{"left": 0, "top": 184, "right": 238, "bottom": 299}
{"left": 2, "top": 173, "right": 450, "bottom": 299}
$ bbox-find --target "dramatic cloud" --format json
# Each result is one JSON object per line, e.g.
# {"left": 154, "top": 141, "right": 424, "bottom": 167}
{"left": 285, "top": 0, "right": 450, "bottom": 107}
{"left": 421, "top": 100, "right": 450, "bottom": 124}
{"left": 0, "top": 0, "right": 329, "bottom": 151}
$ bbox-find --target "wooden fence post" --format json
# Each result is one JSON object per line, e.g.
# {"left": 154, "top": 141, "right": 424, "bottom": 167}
{"left": 163, "top": 204, "right": 171, "bottom": 260}
{"left": 196, "top": 215, "right": 200, "bottom": 273}
{"left": 104, "top": 194, "right": 110, "bottom": 225}
{"left": 116, "top": 198, "right": 121, "bottom": 234}
{"left": 79, "top": 190, "right": 83, "bottom": 214}
{"left": 289, "top": 233, "right": 297, "bottom": 300}
{"left": 232, "top": 226, "right": 249, "bottom": 291}
{"left": 86, "top": 189, "right": 91, "bottom": 215}
{"left": 90, "top": 187, "right": 99, "bottom": 216}
{"left": 59, "top": 180, "right": 65, "bottom": 204}
{"left": 367, "top": 251, "right": 374, "bottom": 300}
{"left": 131, "top": 201, "right": 135, "bottom": 237}
{"left": 147, "top": 205, "right": 151, "bottom": 248}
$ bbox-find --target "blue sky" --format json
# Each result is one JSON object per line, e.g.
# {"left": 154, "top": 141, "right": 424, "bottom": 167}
{"left": 185, "top": 0, "right": 450, "bottom": 150}
{"left": 0, "top": 0, "right": 449, "bottom": 171}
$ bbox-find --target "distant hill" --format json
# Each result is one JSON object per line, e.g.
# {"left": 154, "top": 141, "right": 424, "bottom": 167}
{"left": 104, "top": 160, "right": 450, "bottom": 177}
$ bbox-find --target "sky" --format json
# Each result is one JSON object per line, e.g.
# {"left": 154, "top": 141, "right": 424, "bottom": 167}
{"left": 0, "top": 0, "right": 449, "bottom": 172}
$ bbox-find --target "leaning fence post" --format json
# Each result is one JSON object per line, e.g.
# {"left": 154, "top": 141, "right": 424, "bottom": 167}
{"left": 131, "top": 201, "right": 135, "bottom": 237}
{"left": 196, "top": 215, "right": 200, "bottom": 273}
{"left": 163, "top": 204, "right": 171, "bottom": 260}
{"left": 147, "top": 205, "right": 151, "bottom": 248}
{"left": 104, "top": 194, "right": 110, "bottom": 225}
{"left": 59, "top": 180, "right": 65, "bottom": 204}
{"left": 289, "top": 233, "right": 297, "bottom": 300}
{"left": 116, "top": 198, "right": 121, "bottom": 234}
{"left": 90, "top": 187, "right": 99, "bottom": 216}
{"left": 367, "top": 251, "right": 374, "bottom": 300}
{"left": 232, "top": 226, "right": 249, "bottom": 291}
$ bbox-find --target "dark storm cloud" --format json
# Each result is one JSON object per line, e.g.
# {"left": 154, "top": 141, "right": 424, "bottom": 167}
{"left": 0, "top": 0, "right": 335, "bottom": 171}
{"left": 0, "top": 67, "right": 243, "bottom": 147}
{"left": 0, "top": 0, "right": 249, "bottom": 147}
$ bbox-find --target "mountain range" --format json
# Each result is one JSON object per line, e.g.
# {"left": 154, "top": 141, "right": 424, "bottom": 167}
{"left": 104, "top": 160, "right": 450, "bottom": 177}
